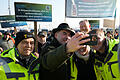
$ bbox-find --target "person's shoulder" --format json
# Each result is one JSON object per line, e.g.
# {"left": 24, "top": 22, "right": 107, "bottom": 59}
{"left": 42, "top": 41, "right": 52, "bottom": 48}
{"left": 1, "top": 48, "right": 14, "bottom": 57}
{"left": 0, "top": 57, "right": 14, "bottom": 66}
{"left": 40, "top": 41, "right": 56, "bottom": 56}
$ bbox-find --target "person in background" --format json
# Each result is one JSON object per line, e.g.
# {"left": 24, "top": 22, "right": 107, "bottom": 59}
{"left": 40, "top": 23, "right": 91, "bottom": 80}
{"left": 37, "top": 31, "right": 47, "bottom": 54}
{"left": 106, "top": 31, "right": 113, "bottom": 40}
{"left": 79, "top": 19, "right": 91, "bottom": 33}
{"left": 46, "top": 30, "right": 52, "bottom": 41}
{"left": 0, "top": 31, "right": 39, "bottom": 80}
{"left": 47, "top": 30, "right": 52, "bottom": 37}
{"left": 114, "top": 30, "right": 118, "bottom": 39}
{"left": 89, "top": 29, "right": 119, "bottom": 80}
{"left": 11, "top": 32, "right": 16, "bottom": 39}
{"left": 0, "top": 32, "right": 3, "bottom": 57}
{"left": 9, "top": 32, "right": 15, "bottom": 44}
{"left": 0, "top": 32, "right": 3, "bottom": 41}
{"left": 0, "top": 32, "right": 14, "bottom": 51}
{"left": 33, "top": 31, "right": 47, "bottom": 58}
{"left": 0, "top": 47, "right": 3, "bottom": 57}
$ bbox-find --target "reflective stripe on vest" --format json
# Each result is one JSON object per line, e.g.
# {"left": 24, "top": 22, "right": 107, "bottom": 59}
{"left": 6, "top": 73, "right": 25, "bottom": 80}
{"left": 0, "top": 58, "right": 11, "bottom": 73}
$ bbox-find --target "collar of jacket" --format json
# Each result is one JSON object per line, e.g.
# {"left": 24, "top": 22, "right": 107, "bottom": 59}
{"left": 50, "top": 36, "right": 62, "bottom": 47}
{"left": 15, "top": 48, "right": 33, "bottom": 68}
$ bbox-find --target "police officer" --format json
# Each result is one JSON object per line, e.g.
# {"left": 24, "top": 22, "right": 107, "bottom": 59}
{"left": 0, "top": 31, "right": 39, "bottom": 80}
{"left": 89, "top": 29, "right": 119, "bottom": 80}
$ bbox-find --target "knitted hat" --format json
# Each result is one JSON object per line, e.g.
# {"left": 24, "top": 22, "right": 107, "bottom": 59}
{"left": 15, "top": 31, "right": 35, "bottom": 47}
{"left": 52, "top": 23, "right": 75, "bottom": 36}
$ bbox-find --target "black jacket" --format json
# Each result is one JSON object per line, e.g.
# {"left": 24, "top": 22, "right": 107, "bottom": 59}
{"left": 75, "top": 51, "right": 97, "bottom": 80}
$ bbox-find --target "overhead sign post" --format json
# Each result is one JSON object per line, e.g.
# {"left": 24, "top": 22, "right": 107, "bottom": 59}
{"left": 14, "top": 2, "right": 52, "bottom": 52}
{"left": 65, "top": 0, "right": 116, "bottom": 18}
{"left": 34, "top": 21, "right": 38, "bottom": 52}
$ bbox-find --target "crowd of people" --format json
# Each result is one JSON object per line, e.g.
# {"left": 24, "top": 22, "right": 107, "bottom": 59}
{"left": 0, "top": 20, "right": 119, "bottom": 80}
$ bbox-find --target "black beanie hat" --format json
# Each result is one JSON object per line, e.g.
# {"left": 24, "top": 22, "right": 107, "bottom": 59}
{"left": 15, "top": 31, "right": 35, "bottom": 47}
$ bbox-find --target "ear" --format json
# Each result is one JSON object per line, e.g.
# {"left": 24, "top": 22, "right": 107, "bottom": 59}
{"left": 54, "top": 32, "right": 58, "bottom": 39}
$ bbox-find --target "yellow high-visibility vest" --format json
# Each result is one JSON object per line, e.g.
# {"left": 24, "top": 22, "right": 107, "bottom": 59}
{"left": 94, "top": 39, "right": 120, "bottom": 80}
{"left": 0, "top": 48, "right": 39, "bottom": 80}
{"left": 70, "top": 56, "right": 78, "bottom": 80}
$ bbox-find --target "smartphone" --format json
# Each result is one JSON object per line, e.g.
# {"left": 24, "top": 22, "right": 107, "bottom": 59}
{"left": 80, "top": 34, "right": 98, "bottom": 45}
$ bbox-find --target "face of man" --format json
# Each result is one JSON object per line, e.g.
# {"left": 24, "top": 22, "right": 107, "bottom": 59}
{"left": 80, "top": 21, "right": 90, "bottom": 33}
{"left": 77, "top": 45, "right": 90, "bottom": 56}
{"left": 91, "top": 32, "right": 105, "bottom": 51}
{"left": 107, "top": 33, "right": 111, "bottom": 38}
{"left": 37, "top": 35, "right": 46, "bottom": 44}
{"left": 17, "top": 38, "right": 34, "bottom": 56}
{"left": 55, "top": 30, "right": 71, "bottom": 44}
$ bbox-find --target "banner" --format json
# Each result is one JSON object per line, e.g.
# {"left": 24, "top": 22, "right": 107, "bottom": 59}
{"left": 14, "top": 2, "right": 52, "bottom": 22}
{"left": 65, "top": 0, "right": 116, "bottom": 18}
{"left": 1, "top": 22, "right": 27, "bottom": 28}
{"left": 0, "top": 15, "right": 15, "bottom": 22}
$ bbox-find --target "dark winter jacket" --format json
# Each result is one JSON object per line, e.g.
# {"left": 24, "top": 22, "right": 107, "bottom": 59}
{"left": 40, "top": 36, "right": 74, "bottom": 80}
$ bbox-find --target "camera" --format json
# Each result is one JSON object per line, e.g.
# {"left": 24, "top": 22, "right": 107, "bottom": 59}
{"left": 80, "top": 33, "right": 98, "bottom": 45}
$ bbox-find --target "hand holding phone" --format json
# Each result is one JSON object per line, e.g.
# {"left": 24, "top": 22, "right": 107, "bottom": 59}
{"left": 80, "top": 33, "right": 98, "bottom": 45}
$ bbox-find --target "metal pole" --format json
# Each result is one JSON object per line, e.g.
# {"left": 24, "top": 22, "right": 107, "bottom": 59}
{"left": 64, "top": 0, "right": 66, "bottom": 22}
{"left": 8, "top": 0, "right": 11, "bottom": 15}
